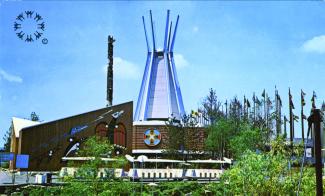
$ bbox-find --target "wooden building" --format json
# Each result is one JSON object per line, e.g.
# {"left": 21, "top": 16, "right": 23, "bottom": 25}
{"left": 132, "top": 121, "right": 206, "bottom": 156}
{"left": 10, "top": 101, "right": 133, "bottom": 171}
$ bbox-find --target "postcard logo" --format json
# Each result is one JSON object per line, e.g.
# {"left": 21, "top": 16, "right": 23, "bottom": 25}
{"left": 13, "top": 11, "right": 48, "bottom": 44}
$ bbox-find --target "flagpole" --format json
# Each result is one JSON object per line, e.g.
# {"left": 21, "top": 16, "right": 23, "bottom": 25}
{"left": 244, "top": 96, "right": 246, "bottom": 120}
{"left": 301, "top": 107, "right": 304, "bottom": 142}
{"left": 253, "top": 93, "right": 256, "bottom": 122}
{"left": 292, "top": 116, "right": 295, "bottom": 141}
{"left": 275, "top": 87, "right": 278, "bottom": 137}
{"left": 225, "top": 100, "right": 228, "bottom": 119}
{"left": 276, "top": 88, "right": 282, "bottom": 136}
{"left": 279, "top": 98, "right": 282, "bottom": 135}
{"left": 289, "top": 88, "right": 293, "bottom": 148}
{"left": 246, "top": 96, "right": 249, "bottom": 119}
{"left": 266, "top": 93, "right": 268, "bottom": 129}
{"left": 311, "top": 91, "right": 316, "bottom": 142}
{"left": 301, "top": 89, "right": 305, "bottom": 143}
{"left": 264, "top": 91, "right": 266, "bottom": 127}
{"left": 284, "top": 115, "right": 287, "bottom": 138}
{"left": 266, "top": 93, "right": 270, "bottom": 139}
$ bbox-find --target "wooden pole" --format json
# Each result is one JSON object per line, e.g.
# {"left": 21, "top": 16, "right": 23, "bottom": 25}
{"left": 308, "top": 109, "right": 323, "bottom": 196}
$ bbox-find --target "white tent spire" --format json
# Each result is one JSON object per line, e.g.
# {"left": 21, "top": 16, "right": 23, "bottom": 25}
{"left": 134, "top": 10, "right": 185, "bottom": 122}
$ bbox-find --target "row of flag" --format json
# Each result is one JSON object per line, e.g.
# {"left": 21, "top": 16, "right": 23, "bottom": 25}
{"left": 226, "top": 88, "right": 319, "bottom": 142}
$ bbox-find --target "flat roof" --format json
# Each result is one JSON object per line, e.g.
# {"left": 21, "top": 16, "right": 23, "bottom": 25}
{"left": 61, "top": 157, "right": 117, "bottom": 161}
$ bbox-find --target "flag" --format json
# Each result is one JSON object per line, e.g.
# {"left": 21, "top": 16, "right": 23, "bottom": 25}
{"left": 276, "top": 93, "right": 282, "bottom": 107}
{"left": 252, "top": 94, "right": 256, "bottom": 103}
{"left": 262, "top": 89, "right": 266, "bottom": 98}
{"left": 311, "top": 91, "right": 316, "bottom": 109}
{"left": 293, "top": 114, "right": 299, "bottom": 122}
{"left": 247, "top": 100, "right": 251, "bottom": 108}
{"left": 289, "top": 88, "right": 295, "bottom": 109}
{"left": 284, "top": 115, "right": 287, "bottom": 122}
{"left": 313, "top": 91, "right": 317, "bottom": 98}
{"left": 256, "top": 97, "right": 261, "bottom": 105}
{"left": 191, "top": 110, "right": 198, "bottom": 117}
{"left": 267, "top": 97, "right": 272, "bottom": 106}
{"left": 301, "top": 90, "right": 306, "bottom": 106}
{"left": 302, "top": 114, "right": 307, "bottom": 120}
{"left": 291, "top": 100, "right": 295, "bottom": 109}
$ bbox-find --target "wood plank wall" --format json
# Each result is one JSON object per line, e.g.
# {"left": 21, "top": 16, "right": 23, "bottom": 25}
{"left": 17, "top": 101, "right": 133, "bottom": 171}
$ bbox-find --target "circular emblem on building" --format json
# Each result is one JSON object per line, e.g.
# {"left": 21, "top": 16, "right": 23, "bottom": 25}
{"left": 13, "top": 11, "right": 47, "bottom": 43}
{"left": 144, "top": 129, "right": 161, "bottom": 146}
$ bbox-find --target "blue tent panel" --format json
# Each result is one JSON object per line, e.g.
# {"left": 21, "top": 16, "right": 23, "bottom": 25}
{"left": 133, "top": 169, "right": 138, "bottom": 178}
{"left": 182, "top": 169, "right": 186, "bottom": 177}
{"left": 192, "top": 169, "right": 196, "bottom": 177}
{"left": 121, "top": 169, "right": 127, "bottom": 177}
{"left": 16, "top": 154, "right": 29, "bottom": 169}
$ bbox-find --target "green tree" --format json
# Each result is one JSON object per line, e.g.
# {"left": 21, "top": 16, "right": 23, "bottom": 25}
{"left": 65, "top": 136, "right": 126, "bottom": 195}
{"left": 219, "top": 150, "right": 322, "bottom": 195}
{"left": 200, "top": 88, "right": 223, "bottom": 124}
{"left": 221, "top": 150, "right": 290, "bottom": 195}
{"left": 229, "top": 124, "right": 263, "bottom": 159}
{"left": 205, "top": 117, "right": 264, "bottom": 159}
{"left": 2, "top": 125, "right": 12, "bottom": 152}
{"left": 204, "top": 118, "right": 234, "bottom": 159}
{"left": 164, "top": 114, "right": 202, "bottom": 159}
{"left": 30, "top": 112, "right": 40, "bottom": 121}
{"left": 228, "top": 96, "right": 243, "bottom": 122}
{"left": 2, "top": 112, "right": 39, "bottom": 152}
{"left": 164, "top": 117, "right": 186, "bottom": 159}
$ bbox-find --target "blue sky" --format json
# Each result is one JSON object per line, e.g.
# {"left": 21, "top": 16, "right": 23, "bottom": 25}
{"left": 1, "top": 1, "right": 325, "bottom": 147}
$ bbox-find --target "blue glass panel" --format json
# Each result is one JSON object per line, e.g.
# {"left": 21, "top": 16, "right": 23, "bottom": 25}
{"left": 16, "top": 154, "right": 29, "bottom": 169}
{"left": 0, "top": 153, "right": 14, "bottom": 161}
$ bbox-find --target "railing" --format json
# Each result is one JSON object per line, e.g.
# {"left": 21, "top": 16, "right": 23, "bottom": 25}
{"left": 59, "top": 167, "right": 224, "bottom": 180}
{"left": 128, "top": 168, "right": 223, "bottom": 179}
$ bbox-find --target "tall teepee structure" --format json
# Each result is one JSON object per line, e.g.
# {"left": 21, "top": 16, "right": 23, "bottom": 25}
{"left": 134, "top": 10, "right": 185, "bottom": 122}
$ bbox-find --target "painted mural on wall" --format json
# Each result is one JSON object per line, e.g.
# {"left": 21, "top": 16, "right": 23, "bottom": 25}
{"left": 144, "top": 129, "right": 161, "bottom": 146}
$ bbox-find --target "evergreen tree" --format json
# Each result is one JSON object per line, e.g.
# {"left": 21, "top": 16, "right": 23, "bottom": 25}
{"left": 2, "top": 126, "right": 12, "bottom": 152}
{"left": 30, "top": 112, "right": 40, "bottom": 121}
{"left": 200, "top": 88, "right": 223, "bottom": 124}
{"left": 164, "top": 115, "right": 202, "bottom": 159}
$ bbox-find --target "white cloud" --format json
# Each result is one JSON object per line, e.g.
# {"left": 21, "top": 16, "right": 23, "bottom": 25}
{"left": 174, "top": 53, "right": 189, "bottom": 69}
{"left": 102, "top": 55, "right": 188, "bottom": 79}
{"left": 302, "top": 35, "right": 325, "bottom": 54}
{"left": 102, "top": 57, "right": 141, "bottom": 80}
{"left": 0, "top": 68, "right": 23, "bottom": 83}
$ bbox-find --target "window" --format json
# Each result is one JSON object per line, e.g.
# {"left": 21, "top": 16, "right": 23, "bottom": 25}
{"left": 95, "top": 122, "right": 108, "bottom": 138}
{"left": 114, "top": 123, "right": 126, "bottom": 147}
